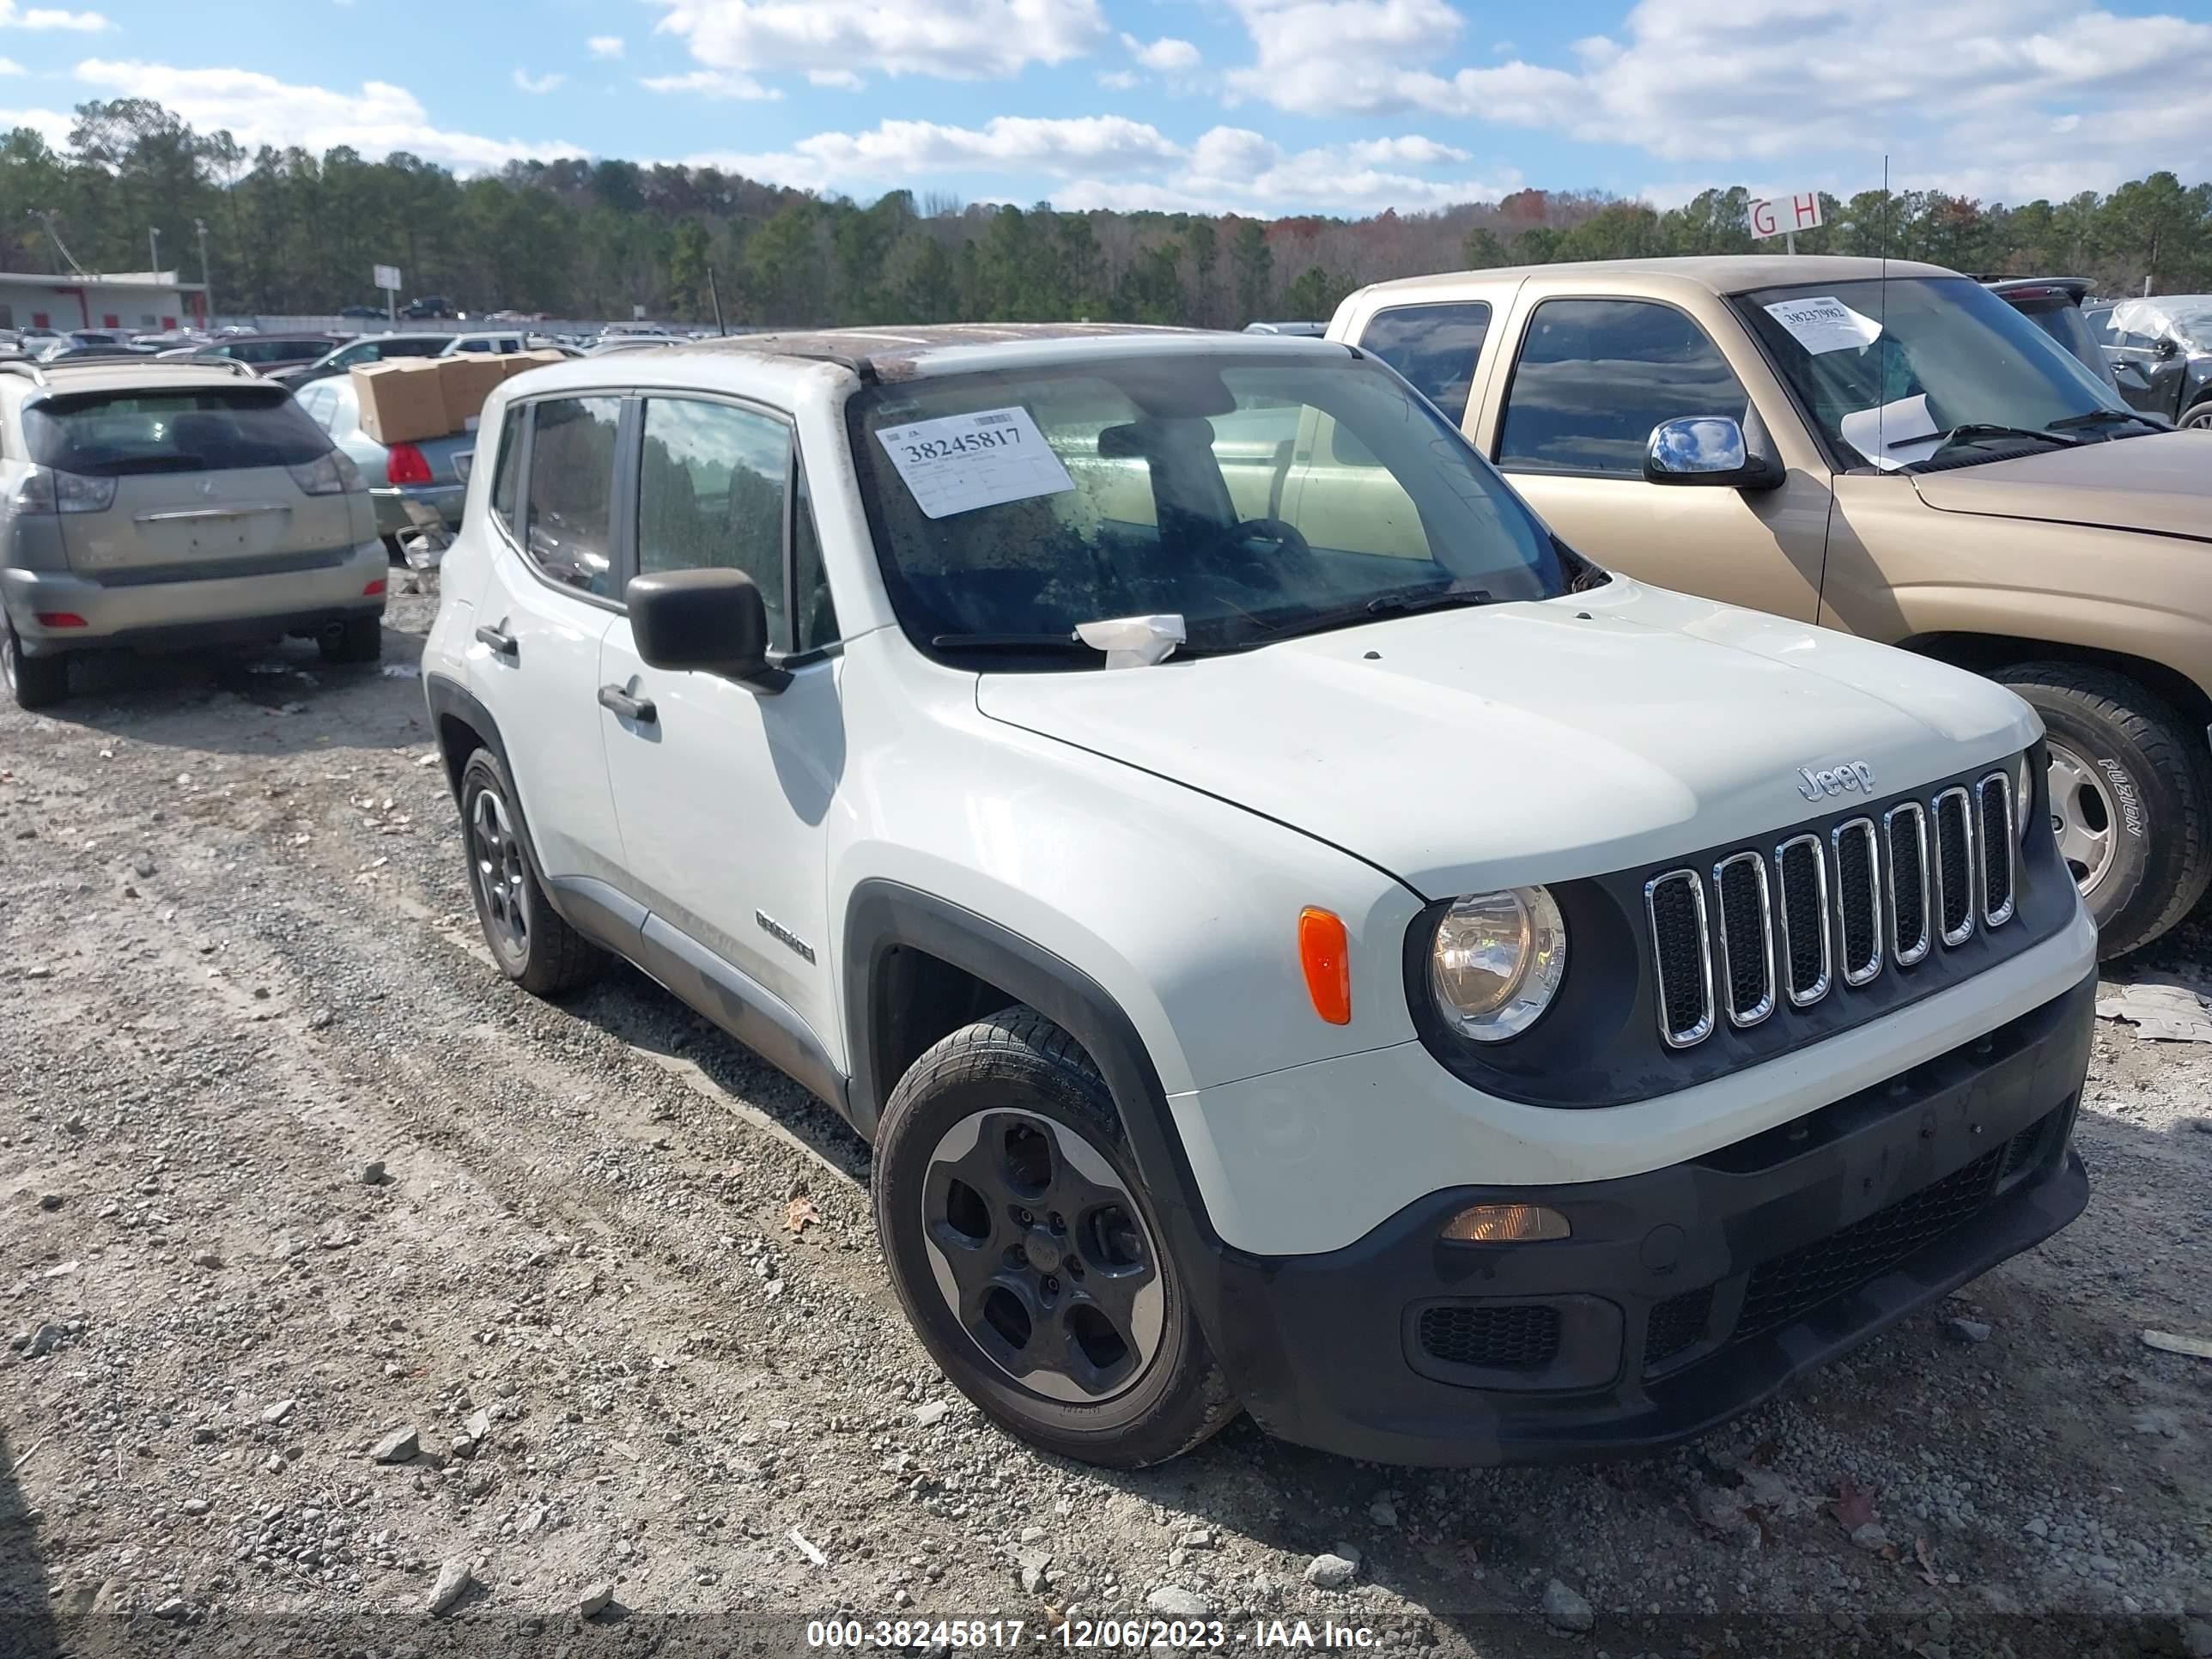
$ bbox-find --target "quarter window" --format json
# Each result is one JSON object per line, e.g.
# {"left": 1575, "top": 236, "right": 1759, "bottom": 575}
{"left": 523, "top": 396, "right": 622, "bottom": 598}
{"left": 637, "top": 398, "right": 792, "bottom": 647}
{"left": 490, "top": 404, "right": 526, "bottom": 538}
{"left": 1498, "top": 299, "right": 1749, "bottom": 477}
{"left": 1358, "top": 302, "right": 1492, "bottom": 421}
{"left": 792, "top": 463, "right": 839, "bottom": 653}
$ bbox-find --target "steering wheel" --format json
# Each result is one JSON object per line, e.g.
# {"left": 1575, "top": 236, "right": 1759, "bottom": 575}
{"left": 1195, "top": 516, "right": 1316, "bottom": 597}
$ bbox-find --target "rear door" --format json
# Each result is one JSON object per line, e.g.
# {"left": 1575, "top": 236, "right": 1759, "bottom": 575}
{"left": 1479, "top": 295, "right": 1831, "bottom": 623}
{"left": 467, "top": 393, "right": 628, "bottom": 883}
{"left": 26, "top": 383, "right": 356, "bottom": 577}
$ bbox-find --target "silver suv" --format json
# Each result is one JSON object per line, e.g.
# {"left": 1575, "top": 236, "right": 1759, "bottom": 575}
{"left": 0, "top": 358, "right": 387, "bottom": 708}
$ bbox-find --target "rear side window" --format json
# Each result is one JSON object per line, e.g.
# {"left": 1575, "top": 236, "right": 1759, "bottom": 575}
{"left": 637, "top": 397, "right": 791, "bottom": 645}
{"left": 490, "top": 406, "right": 525, "bottom": 537}
{"left": 1498, "top": 298, "right": 1749, "bottom": 477}
{"left": 296, "top": 383, "right": 340, "bottom": 430}
{"left": 22, "top": 387, "right": 334, "bottom": 475}
{"left": 1358, "top": 301, "right": 1492, "bottom": 420}
{"left": 524, "top": 396, "right": 622, "bottom": 599}
{"left": 792, "top": 463, "right": 839, "bottom": 653}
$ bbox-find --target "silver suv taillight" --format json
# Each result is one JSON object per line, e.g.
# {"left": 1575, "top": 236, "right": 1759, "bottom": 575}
{"left": 287, "top": 449, "right": 363, "bottom": 495}
{"left": 13, "top": 464, "right": 117, "bottom": 514}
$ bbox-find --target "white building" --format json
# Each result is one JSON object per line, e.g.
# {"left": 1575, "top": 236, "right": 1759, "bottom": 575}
{"left": 0, "top": 270, "right": 212, "bottom": 334}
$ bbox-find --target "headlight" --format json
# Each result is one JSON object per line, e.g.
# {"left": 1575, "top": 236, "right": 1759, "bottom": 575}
{"left": 1430, "top": 886, "right": 1567, "bottom": 1042}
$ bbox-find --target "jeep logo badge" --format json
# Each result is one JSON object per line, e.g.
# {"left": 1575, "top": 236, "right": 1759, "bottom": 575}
{"left": 1798, "top": 762, "right": 1875, "bottom": 801}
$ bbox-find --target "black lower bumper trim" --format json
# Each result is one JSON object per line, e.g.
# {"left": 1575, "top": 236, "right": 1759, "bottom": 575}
{"left": 1186, "top": 969, "right": 2095, "bottom": 1466}
{"left": 33, "top": 605, "right": 386, "bottom": 656}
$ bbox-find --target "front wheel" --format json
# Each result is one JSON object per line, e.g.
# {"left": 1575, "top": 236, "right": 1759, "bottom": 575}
{"left": 1996, "top": 662, "right": 2212, "bottom": 958}
{"left": 872, "top": 1008, "right": 1237, "bottom": 1468}
{"left": 2181, "top": 399, "right": 2212, "bottom": 430}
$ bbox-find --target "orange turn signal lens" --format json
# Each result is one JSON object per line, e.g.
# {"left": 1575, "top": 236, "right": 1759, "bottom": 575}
{"left": 1297, "top": 907, "right": 1351, "bottom": 1025}
{"left": 1440, "top": 1203, "right": 1571, "bottom": 1243}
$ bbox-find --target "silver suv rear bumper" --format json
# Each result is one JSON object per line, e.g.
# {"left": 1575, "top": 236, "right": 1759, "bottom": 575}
{"left": 2, "top": 538, "right": 388, "bottom": 654}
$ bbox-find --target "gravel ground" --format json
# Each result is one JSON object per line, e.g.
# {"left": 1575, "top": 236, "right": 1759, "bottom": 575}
{"left": 3, "top": 582, "right": 2209, "bottom": 1658}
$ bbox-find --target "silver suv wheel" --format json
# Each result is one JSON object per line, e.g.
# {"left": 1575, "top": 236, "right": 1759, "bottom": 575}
{"left": 2047, "top": 741, "right": 2118, "bottom": 895}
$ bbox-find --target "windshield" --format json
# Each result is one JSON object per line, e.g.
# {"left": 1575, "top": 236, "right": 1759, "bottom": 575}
{"left": 24, "top": 386, "right": 333, "bottom": 476}
{"left": 2006, "top": 295, "right": 2119, "bottom": 389}
{"left": 1736, "top": 276, "right": 2135, "bottom": 469}
{"left": 849, "top": 352, "right": 1568, "bottom": 664}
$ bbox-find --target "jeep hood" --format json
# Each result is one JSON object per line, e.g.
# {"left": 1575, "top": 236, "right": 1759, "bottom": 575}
{"left": 1910, "top": 430, "right": 2212, "bottom": 543}
{"left": 975, "top": 581, "right": 2039, "bottom": 899}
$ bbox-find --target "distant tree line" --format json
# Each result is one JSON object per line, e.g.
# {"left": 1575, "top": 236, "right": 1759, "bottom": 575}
{"left": 4, "top": 99, "right": 2209, "bottom": 327}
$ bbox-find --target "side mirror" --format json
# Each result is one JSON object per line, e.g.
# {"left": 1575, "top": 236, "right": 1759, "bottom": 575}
{"left": 2154, "top": 336, "right": 2181, "bottom": 361}
{"left": 1643, "top": 416, "right": 1784, "bottom": 490}
{"left": 626, "top": 568, "right": 788, "bottom": 691}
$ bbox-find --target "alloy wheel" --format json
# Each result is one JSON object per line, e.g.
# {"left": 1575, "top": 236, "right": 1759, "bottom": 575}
{"left": 2186, "top": 404, "right": 2212, "bottom": 429}
{"left": 2047, "top": 741, "right": 2118, "bottom": 895}
{"left": 919, "top": 1109, "right": 1164, "bottom": 1404}
{"left": 469, "top": 786, "right": 531, "bottom": 957}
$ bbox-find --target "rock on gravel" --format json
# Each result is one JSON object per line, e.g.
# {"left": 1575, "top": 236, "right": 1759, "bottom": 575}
{"left": 913, "top": 1400, "right": 950, "bottom": 1427}
{"left": 368, "top": 1426, "right": 419, "bottom": 1463}
{"left": 1542, "top": 1578, "right": 1595, "bottom": 1633}
{"left": 428, "top": 1558, "right": 472, "bottom": 1615}
{"left": 579, "top": 1582, "right": 614, "bottom": 1619}
{"left": 1147, "top": 1586, "right": 1212, "bottom": 1621}
{"left": 357, "top": 1159, "right": 386, "bottom": 1185}
{"left": 1944, "top": 1316, "right": 1993, "bottom": 1345}
{"left": 1305, "top": 1552, "right": 1359, "bottom": 1589}
{"left": 25, "top": 1322, "right": 66, "bottom": 1358}
{"left": 1017, "top": 1547, "right": 1052, "bottom": 1594}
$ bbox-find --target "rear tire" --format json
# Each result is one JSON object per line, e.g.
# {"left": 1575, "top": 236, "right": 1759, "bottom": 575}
{"left": 2183, "top": 399, "right": 2212, "bottom": 431}
{"left": 2, "top": 621, "right": 68, "bottom": 711}
{"left": 1995, "top": 661, "right": 2212, "bottom": 958}
{"left": 872, "top": 1006, "right": 1238, "bottom": 1468}
{"left": 320, "top": 615, "right": 383, "bottom": 665}
{"left": 456, "top": 747, "right": 604, "bottom": 996}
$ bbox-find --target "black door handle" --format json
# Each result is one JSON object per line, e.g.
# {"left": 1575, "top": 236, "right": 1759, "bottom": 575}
{"left": 474, "top": 624, "right": 517, "bottom": 658}
{"left": 598, "top": 684, "right": 657, "bottom": 724}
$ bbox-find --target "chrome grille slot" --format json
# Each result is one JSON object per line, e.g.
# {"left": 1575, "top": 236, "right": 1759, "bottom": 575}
{"left": 1775, "top": 835, "right": 1832, "bottom": 1006}
{"left": 1933, "top": 787, "right": 1976, "bottom": 946}
{"left": 1646, "top": 870, "right": 1715, "bottom": 1048}
{"left": 1712, "top": 851, "right": 1776, "bottom": 1028}
{"left": 1884, "top": 802, "right": 1932, "bottom": 967}
{"left": 1832, "top": 817, "right": 1883, "bottom": 988}
{"left": 1977, "top": 772, "right": 2016, "bottom": 926}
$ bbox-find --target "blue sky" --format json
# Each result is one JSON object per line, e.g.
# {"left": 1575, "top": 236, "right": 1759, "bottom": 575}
{"left": 3, "top": 0, "right": 2210, "bottom": 215}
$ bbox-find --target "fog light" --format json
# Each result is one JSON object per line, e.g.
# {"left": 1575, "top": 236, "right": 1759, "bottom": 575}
{"left": 1441, "top": 1203, "right": 1570, "bottom": 1243}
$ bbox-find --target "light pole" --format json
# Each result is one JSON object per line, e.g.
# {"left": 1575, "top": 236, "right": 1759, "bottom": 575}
{"left": 149, "top": 224, "right": 162, "bottom": 282}
{"left": 194, "top": 218, "right": 214, "bottom": 331}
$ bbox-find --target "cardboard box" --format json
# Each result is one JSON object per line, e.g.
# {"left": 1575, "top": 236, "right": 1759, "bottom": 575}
{"left": 435, "top": 355, "right": 509, "bottom": 427}
{"left": 353, "top": 360, "right": 450, "bottom": 446}
{"left": 501, "top": 348, "right": 570, "bottom": 380}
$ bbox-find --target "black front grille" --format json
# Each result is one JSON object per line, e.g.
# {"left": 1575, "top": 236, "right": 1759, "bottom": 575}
{"left": 1978, "top": 775, "right": 2015, "bottom": 922}
{"left": 1714, "top": 854, "right": 1771, "bottom": 1024}
{"left": 1648, "top": 872, "right": 1711, "bottom": 1045}
{"left": 1644, "top": 1284, "right": 1714, "bottom": 1370}
{"left": 1834, "top": 819, "right": 1880, "bottom": 983}
{"left": 1418, "top": 1303, "right": 1563, "bottom": 1371}
{"left": 1736, "top": 1146, "right": 2005, "bottom": 1340}
{"left": 1887, "top": 805, "right": 1929, "bottom": 963}
{"left": 1777, "top": 836, "right": 1827, "bottom": 1001}
{"left": 1936, "top": 790, "right": 1974, "bottom": 942}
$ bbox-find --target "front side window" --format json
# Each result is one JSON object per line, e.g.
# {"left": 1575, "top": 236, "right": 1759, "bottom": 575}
{"left": 1358, "top": 301, "right": 1492, "bottom": 421}
{"left": 1498, "top": 299, "right": 1749, "bottom": 477}
{"left": 1737, "top": 276, "right": 2137, "bottom": 470}
{"left": 637, "top": 398, "right": 792, "bottom": 645}
{"left": 849, "top": 351, "right": 1564, "bottom": 665}
{"left": 21, "top": 386, "right": 333, "bottom": 475}
{"left": 523, "top": 395, "right": 621, "bottom": 598}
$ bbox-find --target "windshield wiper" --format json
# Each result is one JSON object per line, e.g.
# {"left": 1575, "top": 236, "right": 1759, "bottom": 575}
{"left": 2046, "top": 408, "right": 2162, "bottom": 434}
{"left": 1363, "top": 586, "right": 1494, "bottom": 617}
{"left": 1893, "top": 422, "right": 2077, "bottom": 453}
{"left": 931, "top": 632, "right": 1099, "bottom": 654}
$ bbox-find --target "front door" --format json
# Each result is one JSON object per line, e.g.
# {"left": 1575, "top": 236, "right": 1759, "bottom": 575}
{"left": 595, "top": 394, "right": 847, "bottom": 1064}
{"left": 1483, "top": 296, "right": 1832, "bottom": 623}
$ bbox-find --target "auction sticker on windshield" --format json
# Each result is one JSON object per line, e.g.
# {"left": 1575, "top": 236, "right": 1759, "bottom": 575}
{"left": 1765, "top": 295, "right": 1884, "bottom": 355}
{"left": 877, "top": 406, "right": 1075, "bottom": 520}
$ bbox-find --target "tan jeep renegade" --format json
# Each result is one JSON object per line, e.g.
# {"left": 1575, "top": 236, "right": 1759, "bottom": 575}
{"left": 1327, "top": 255, "right": 2212, "bottom": 956}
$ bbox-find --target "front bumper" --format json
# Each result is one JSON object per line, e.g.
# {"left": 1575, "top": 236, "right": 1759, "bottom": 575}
{"left": 2, "top": 540, "right": 388, "bottom": 654}
{"left": 1189, "top": 969, "right": 2094, "bottom": 1466}
{"left": 369, "top": 483, "right": 466, "bottom": 538}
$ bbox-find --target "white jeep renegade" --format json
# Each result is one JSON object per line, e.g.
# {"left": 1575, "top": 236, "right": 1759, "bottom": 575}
{"left": 423, "top": 325, "right": 2098, "bottom": 1468}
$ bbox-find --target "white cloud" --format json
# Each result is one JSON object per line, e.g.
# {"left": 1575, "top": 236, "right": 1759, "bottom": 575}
{"left": 0, "top": 3, "right": 109, "bottom": 29}
{"left": 640, "top": 67, "right": 781, "bottom": 99}
{"left": 513, "top": 69, "right": 565, "bottom": 94}
{"left": 0, "top": 101, "right": 70, "bottom": 144}
{"left": 70, "top": 60, "right": 583, "bottom": 171}
{"left": 807, "top": 67, "right": 864, "bottom": 89}
{"left": 1222, "top": 0, "right": 2212, "bottom": 198}
{"left": 1097, "top": 69, "right": 1139, "bottom": 88}
{"left": 1122, "top": 33, "right": 1200, "bottom": 72}
{"left": 648, "top": 0, "right": 1106, "bottom": 84}
{"left": 690, "top": 113, "right": 1518, "bottom": 215}
{"left": 0, "top": 55, "right": 21, "bottom": 72}
{"left": 586, "top": 34, "right": 624, "bottom": 59}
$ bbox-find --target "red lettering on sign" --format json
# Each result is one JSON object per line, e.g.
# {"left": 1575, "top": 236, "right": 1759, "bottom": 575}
{"left": 1750, "top": 199, "right": 1778, "bottom": 237}
{"left": 1791, "top": 193, "right": 1821, "bottom": 229}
